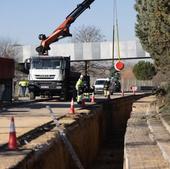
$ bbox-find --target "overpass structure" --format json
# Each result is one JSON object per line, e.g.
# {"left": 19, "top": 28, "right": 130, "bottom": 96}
{"left": 15, "top": 40, "right": 151, "bottom": 63}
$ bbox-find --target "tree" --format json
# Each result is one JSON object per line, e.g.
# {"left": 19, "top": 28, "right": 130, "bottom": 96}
{"left": 133, "top": 61, "right": 156, "bottom": 80}
{"left": 71, "top": 25, "right": 105, "bottom": 43}
{"left": 0, "top": 38, "right": 18, "bottom": 58}
{"left": 71, "top": 61, "right": 112, "bottom": 78}
{"left": 71, "top": 25, "right": 109, "bottom": 77}
{"left": 110, "top": 65, "right": 120, "bottom": 80}
{"left": 0, "top": 38, "right": 26, "bottom": 74}
{"left": 135, "top": 0, "right": 170, "bottom": 82}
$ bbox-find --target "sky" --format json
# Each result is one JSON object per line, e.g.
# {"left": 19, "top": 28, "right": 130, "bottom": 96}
{"left": 0, "top": 0, "right": 137, "bottom": 45}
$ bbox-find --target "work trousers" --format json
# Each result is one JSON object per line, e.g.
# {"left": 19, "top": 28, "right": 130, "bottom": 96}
{"left": 104, "top": 89, "right": 110, "bottom": 97}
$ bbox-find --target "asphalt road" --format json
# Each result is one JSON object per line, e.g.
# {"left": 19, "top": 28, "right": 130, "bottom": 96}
{"left": 0, "top": 92, "right": 133, "bottom": 146}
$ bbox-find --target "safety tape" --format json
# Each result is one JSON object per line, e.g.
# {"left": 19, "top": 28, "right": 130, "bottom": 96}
{"left": 46, "top": 106, "right": 85, "bottom": 169}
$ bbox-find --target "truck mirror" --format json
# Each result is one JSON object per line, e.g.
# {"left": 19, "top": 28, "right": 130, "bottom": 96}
{"left": 24, "top": 58, "right": 30, "bottom": 70}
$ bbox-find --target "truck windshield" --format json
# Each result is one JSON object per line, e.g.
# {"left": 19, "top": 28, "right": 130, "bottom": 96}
{"left": 31, "top": 58, "right": 61, "bottom": 69}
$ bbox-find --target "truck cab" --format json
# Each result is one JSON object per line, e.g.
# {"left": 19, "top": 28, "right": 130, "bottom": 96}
{"left": 25, "top": 0, "right": 95, "bottom": 100}
{"left": 93, "top": 78, "right": 121, "bottom": 95}
{"left": 25, "top": 56, "right": 77, "bottom": 100}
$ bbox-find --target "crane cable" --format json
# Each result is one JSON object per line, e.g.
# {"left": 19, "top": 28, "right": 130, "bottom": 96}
{"left": 112, "top": 0, "right": 115, "bottom": 64}
{"left": 113, "top": 0, "right": 124, "bottom": 72}
{"left": 115, "top": 0, "right": 121, "bottom": 61}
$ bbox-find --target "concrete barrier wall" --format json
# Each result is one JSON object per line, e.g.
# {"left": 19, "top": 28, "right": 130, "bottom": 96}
{"left": 11, "top": 95, "right": 146, "bottom": 169}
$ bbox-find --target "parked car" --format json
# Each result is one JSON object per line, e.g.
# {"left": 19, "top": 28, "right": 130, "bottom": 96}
{"left": 93, "top": 78, "right": 108, "bottom": 94}
{"left": 93, "top": 78, "right": 121, "bottom": 94}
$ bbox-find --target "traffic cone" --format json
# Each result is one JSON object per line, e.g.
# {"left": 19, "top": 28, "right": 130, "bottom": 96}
{"left": 91, "top": 93, "right": 95, "bottom": 103}
{"left": 8, "top": 116, "right": 17, "bottom": 150}
{"left": 69, "top": 98, "right": 75, "bottom": 114}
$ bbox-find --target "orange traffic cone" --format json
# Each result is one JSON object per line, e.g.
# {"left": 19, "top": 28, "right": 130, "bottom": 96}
{"left": 69, "top": 98, "right": 75, "bottom": 114}
{"left": 8, "top": 116, "right": 17, "bottom": 150}
{"left": 91, "top": 93, "right": 95, "bottom": 103}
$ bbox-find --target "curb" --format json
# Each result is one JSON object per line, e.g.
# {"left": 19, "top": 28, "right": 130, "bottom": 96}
{"left": 147, "top": 114, "right": 170, "bottom": 165}
{"left": 160, "top": 115, "right": 170, "bottom": 135}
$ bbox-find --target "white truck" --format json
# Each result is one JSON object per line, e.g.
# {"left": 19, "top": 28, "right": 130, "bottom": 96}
{"left": 25, "top": 56, "right": 79, "bottom": 100}
{"left": 25, "top": 0, "right": 95, "bottom": 100}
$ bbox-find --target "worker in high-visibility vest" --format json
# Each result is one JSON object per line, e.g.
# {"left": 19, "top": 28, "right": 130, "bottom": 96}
{"left": 103, "top": 78, "right": 110, "bottom": 97}
{"left": 75, "top": 74, "right": 84, "bottom": 104}
{"left": 18, "top": 79, "right": 29, "bottom": 97}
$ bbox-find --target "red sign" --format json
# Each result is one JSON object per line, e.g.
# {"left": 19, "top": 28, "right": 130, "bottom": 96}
{"left": 114, "top": 61, "right": 124, "bottom": 71}
{"left": 131, "top": 86, "right": 137, "bottom": 91}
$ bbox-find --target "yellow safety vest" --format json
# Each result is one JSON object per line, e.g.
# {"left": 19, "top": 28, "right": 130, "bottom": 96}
{"left": 75, "top": 79, "right": 83, "bottom": 90}
{"left": 19, "top": 80, "right": 28, "bottom": 87}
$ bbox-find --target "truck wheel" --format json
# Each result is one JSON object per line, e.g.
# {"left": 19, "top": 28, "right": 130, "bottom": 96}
{"left": 60, "top": 93, "right": 68, "bottom": 101}
{"left": 70, "top": 89, "right": 77, "bottom": 100}
{"left": 60, "top": 89, "right": 69, "bottom": 101}
{"left": 30, "top": 92, "right": 35, "bottom": 100}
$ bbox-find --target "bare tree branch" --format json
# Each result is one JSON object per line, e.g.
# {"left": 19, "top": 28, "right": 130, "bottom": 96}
{"left": 71, "top": 61, "right": 112, "bottom": 78}
{"left": 0, "top": 38, "right": 18, "bottom": 59}
{"left": 71, "top": 25, "right": 106, "bottom": 43}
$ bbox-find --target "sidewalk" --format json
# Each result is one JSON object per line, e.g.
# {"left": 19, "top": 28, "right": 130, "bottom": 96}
{"left": 124, "top": 95, "right": 170, "bottom": 169}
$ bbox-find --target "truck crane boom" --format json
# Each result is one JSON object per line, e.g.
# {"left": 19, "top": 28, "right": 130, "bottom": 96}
{"left": 36, "top": 0, "right": 95, "bottom": 55}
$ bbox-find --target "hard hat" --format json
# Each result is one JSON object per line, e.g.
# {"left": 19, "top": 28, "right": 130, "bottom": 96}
{"left": 80, "top": 74, "right": 83, "bottom": 79}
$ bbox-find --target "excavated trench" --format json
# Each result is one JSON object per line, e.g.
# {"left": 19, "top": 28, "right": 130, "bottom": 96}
{"left": 8, "top": 95, "right": 147, "bottom": 169}
{"left": 88, "top": 98, "right": 132, "bottom": 169}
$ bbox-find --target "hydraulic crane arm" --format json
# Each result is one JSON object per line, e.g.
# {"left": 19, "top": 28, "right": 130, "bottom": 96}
{"left": 36, "top": 0, "right": 95, "bottom": 55}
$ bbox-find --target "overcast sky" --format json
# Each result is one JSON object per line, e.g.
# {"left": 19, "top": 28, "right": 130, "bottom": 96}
{"left": 0, "top": 0, "right": 137, "bottom": 45}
